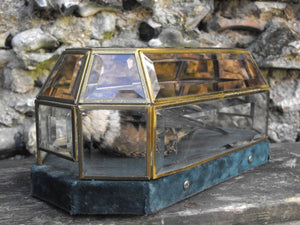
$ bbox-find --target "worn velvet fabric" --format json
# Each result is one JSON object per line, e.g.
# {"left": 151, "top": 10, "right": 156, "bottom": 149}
{"left": 31, "top": 140, "right": 269, "bottom": 215}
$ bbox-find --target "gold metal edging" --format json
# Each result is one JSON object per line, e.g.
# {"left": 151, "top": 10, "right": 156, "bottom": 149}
{"left": 35, "top": 99, "right": 75, "bottom": 108}
{"left": 80, "top": 175, "right": 150, "bottom": 181}
{"left": 78, "top": 53, "right": 95, "bottom": 104}
{"left": 67, "top": 47, "right": 249, "bottom": 55}
{"left": 78, "top": 99, "right": 149, "bottom": 105}
{"left": 138, "top": 50, "right": 155, "bottom": 104}
{"left": 39, "top": 147, "right": 75, "bottom": 162}
{"left": 35, "top": 101, "right": 42, "bottom": 165}
{"left": 91, "top": 48, "right": 137, "bottom": 54}
{"left": 135, "top": 50, "right": 152, "bottom": 104}
{"left": 78, "top": 102, "right": 151, "bottom": 107}
{"left": 64, "top": 48, "right": 90, "bottom": 54}
{"left": 153, "top": 136, "right": 269, "bottom": 179}
{"left": 77, "top": 106, "right": 84, "bottom": 179}
{"left": 154, "top": 86, "right": 270, "bottom": 108}
{"left": 266, "top": 91, "right": 270, "bottom": 137}
{"left": 74, "top": 51, "right": 92, "bottom": 104}
{"left": 77, "top": 104, "right": 150, "bottom": 111}
{"left": 248, "top": 53, "right": 269, "bottom": 86}
{"left": 146, "top": 107, "right": 154, "bottom": 179}
{"left": 138, "top": 48, "right": 249, "bottom": 54}
{"left": 151, "top": 107, "right": 157, "bottom": 178}
{"left": 36, "top": 95, "right": 75, "bottom": 104}
{"left": 72, "top": 107, "right": 78, "bottom": 162}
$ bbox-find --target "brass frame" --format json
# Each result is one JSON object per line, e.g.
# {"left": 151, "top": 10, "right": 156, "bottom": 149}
{"left": 35, "top": 47, "right": 270, "bottom": 181}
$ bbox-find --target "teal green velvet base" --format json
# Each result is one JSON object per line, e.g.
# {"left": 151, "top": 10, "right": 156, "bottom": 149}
{"left": 31, "top": 140, "right": 269, "bottom": 215}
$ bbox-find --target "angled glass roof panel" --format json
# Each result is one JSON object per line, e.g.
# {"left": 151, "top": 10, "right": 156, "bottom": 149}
{"left": 40, "top": 53, "right": 85, "bottom": 102}
{"left": 81, "top": 54, "right": 147, "bottom": 103}
{"left": 143, "top": 51, "right": 266, "bottom": 100}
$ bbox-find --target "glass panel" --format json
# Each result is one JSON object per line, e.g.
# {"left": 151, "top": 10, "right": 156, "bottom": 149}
{"left": 141, "top": 53, "right": 160, "bottom": 98}
{"left": 82, "top": 54, "right": 145, "bottom": 102}
{"left": 38, "top": 105, "right": 73, "bottom": 158}
{"left": 81, "top": 108, "right": 147, "bottom": 177}
{"left": 43, "top": 154, "right": 78, "bottom": 176}
{"left": 155, "top": 91, "right": 268, "bottom": 175}
{"left": 154, "top": 62, "right": 178, "bottom": 81}
{"left": 41, "top": 54, "right": 85, "bottom": 101}
{"left": 144, "top": 52, "right": 265, "bottom": 99}
{"left": 180, "top": 60, "right": 214, "bottom": 80}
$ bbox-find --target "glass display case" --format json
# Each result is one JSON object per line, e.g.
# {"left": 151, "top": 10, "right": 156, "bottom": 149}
{"left": 32, "top": 48, "right": 270, "bottom": 215}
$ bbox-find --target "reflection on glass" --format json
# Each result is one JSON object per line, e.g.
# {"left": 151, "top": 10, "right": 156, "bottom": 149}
{"left": 154, "top": 62, "right": 178, "bottom": 81}
{"left": 155, "top": 91, "right": 268, "bottom": 174}
{"left": 82, "top": 54, "right": 145, "bottom": 102}
{"left": 42, "top": 54, "right": 84, "bottom": 100}
{"left": 218, "top": 59, "right": 245, "bottom": 80}
{"left": 181, "top": 60, "right": 214, "bottom": 80}
{"left": 43, "top": 154, "right": 78, "bottom": 175}
{"left": 141, "top": 53, "right": 160, "bottom": 98}
{"left": 144, "top": 52, "right": 265, "bottom": 99}
{"left": 38, "top": 105, "right": 73, "bottom": 158}
{"left": 81, "top": 109, "right": 147, "bottom": 177}
{"left": 182, "top": 83, "right": 215, "bottom": 95}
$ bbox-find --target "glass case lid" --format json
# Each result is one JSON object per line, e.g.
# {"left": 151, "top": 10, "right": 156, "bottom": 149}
{"left": 141, "top": 50, "right": 268, "bottom": 101}
{"left": 37, "top": 48, "right": 268, "bottom": 105}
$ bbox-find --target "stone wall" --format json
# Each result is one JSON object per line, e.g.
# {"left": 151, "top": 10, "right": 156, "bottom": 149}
{"left": 0, "top": 0, "right": 299, "bottom": 158}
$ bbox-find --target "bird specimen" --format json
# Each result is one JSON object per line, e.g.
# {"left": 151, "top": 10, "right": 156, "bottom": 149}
{"left": 81, "top": 109, "right": 182, "bottom": 158}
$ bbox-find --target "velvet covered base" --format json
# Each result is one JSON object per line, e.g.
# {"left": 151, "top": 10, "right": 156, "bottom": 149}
{"left": 31, "top": 140, "right": 269, "bottom": 215}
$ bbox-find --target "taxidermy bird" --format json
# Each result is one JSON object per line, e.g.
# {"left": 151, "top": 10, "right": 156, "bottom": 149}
{"left": 82, "top": 110, "right": 149, "bottom": 158}
{"left": 81, "top": 109, "right": 181, "bottom": 158}
{"left": 80, "top": 104, "right": 232, "bottom": 158}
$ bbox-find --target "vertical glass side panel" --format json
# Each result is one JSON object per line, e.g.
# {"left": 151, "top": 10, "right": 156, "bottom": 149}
{"left": 82, "top": 54, "right": 146, "bottom": 103}
{"left": 144, "top": 52, "right": 265, "bottom": 99}
{"left": 80, "top": 108, "right": 147, "bottom": 178}
{"left": 41, "top": 54, "right": 85, "bottom": 101}
{"left": 38, "top": 105, "right": 73, "bottom": 158}
{"left": 155, "top": 91, "right": 268, "bottom": 175}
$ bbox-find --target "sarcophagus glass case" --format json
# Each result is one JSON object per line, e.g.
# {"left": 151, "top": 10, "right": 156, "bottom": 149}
{"left": 32, "top": 48, "right": 269, "bottom": 215}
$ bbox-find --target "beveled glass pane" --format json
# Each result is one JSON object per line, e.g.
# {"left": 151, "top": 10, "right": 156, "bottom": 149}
{"left": 81, "top": 108, "right": 147, "bottom": 177}
{"left": 218, "top": 59, "right": 245, "bottom": 80}
{"left": 144, "top": 52, "right": 265, "bottom": 99}
{"left": 82, "top": 54, "right": 145, "bottom": 102}
{"left": 155, "top": 91, "right": 268, "bottom": 175}
{"left": 41, "top": 54, "right": 85, "bottom": 101}
{"left": 217, "top": 80, "right": 246, "bottom": 91}
{"left": 141, "top": 53, "right": 160, "bottom": 98}
{"left": 38, "top": 105, "right": 73, "bottom": 158}
{"left": 180, "top": 60, "right": 214, "bottom": 80}
{"left": 154, "top": 62, "right": 178, "bottom": 81}
{"left": 182, "top": 83, "right": 214, "bottom": 95}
